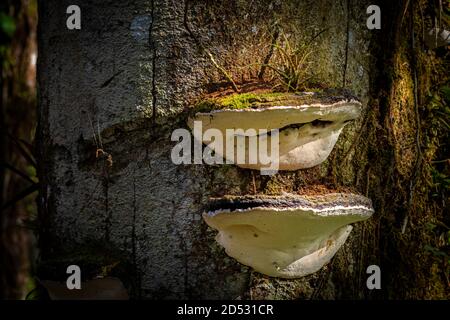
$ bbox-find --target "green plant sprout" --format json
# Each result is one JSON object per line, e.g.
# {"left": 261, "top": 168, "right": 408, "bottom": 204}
{"left": 264, "top": 32, "right": 313, "bottom": 92}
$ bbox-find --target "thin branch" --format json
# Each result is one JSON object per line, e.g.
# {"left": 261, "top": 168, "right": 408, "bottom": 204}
{"left": 2, "top": 130, "right": 37, "bottom": 167}
{"left": 205, "top": 50, "right": 239, "bottom": 92}
{"left": 431, "top": 159, "right": 449, "bottom": 164}
{"left": 87, "top": 113, "right": 98, "bottom": 148}
{"left": 2, "top": 183, "right": 39, "bottom": 210}
{"left": 97, "top": 119, "right": 103, "bottom": 149}
{"left": 307, "top": 28, "right": 330, "bottom": 46}
{"left": 2, "top": 162, "right": 35, "bottom": 184}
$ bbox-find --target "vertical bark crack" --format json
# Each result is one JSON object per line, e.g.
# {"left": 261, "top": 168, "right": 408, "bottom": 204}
{"left": 149, "top": 0, "right": 158, "bottom": 122}
{"left": 342, "top": 0, "right": 351, "bottom": 87}
{"left": 103, "top": 172, "right": 110, "bottom": 242}
{"left": 131, "top": 168, "right": 141, "bottom": 297}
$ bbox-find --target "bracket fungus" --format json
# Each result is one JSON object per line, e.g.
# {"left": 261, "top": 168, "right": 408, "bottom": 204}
{"left": 188, "top": 89, "right": 362, "bottom": 170}
{"left": 204, "top": 193, "right": 374, "bottom": 278}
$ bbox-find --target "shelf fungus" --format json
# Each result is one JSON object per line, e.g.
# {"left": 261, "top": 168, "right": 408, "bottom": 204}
{"left": 188, "top": 89, "right": 362, "bottom": 171}
{"left": 204, "top": 193, "right": 374, "bottom": 278}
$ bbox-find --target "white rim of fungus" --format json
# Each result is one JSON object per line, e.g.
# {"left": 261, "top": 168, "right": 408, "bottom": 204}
{"left": 206, "top": 204, "right": 374, "bottom": 217}
{"left": 194, "top": 99, "right": 362, "bottom": 115}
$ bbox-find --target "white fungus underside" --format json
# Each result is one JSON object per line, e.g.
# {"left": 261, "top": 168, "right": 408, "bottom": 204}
{"left": 189, "top": 102, "right": 361, "bottom": 170}
{"left": 203, "top": 205, "right": 373, "bottom": 278}
{"left": 238, "top": 129, "right": 342, "bottom": 170}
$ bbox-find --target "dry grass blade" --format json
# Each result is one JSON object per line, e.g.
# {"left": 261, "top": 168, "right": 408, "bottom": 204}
{"left": 266, "top": 32, "right": 313, "bottom": 92}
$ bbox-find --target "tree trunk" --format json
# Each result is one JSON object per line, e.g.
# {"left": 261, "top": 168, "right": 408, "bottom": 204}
{"left": 37, "top": 0, "right": 449, "bottom": 299}
{"left": 1, "top": 0, "right": 37, "bottom": 299}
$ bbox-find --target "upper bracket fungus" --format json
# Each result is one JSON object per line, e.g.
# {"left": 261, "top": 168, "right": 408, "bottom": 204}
{"left": 188, "top": 89, "right": 362, "bottom": 171}
{"left": 204, "top": 193, "right": 374, "bottom": 278}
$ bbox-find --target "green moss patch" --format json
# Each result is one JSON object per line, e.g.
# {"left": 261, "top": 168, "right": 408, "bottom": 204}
{"left": 192, "top": 88, "right": 358, "bottom": 114}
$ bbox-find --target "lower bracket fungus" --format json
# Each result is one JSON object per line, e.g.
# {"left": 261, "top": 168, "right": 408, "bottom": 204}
{"left": 188, "top": 89, "right": 362, "bottom": 171}
{"left": 203, "top": 193, "right": 374, "bottom": 278}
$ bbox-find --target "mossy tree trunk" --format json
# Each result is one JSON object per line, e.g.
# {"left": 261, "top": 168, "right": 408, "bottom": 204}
{"left": 37, "top": 0, "right": 448, "bottom": 299}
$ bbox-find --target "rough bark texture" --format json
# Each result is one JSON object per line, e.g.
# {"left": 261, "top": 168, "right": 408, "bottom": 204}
{"left": 37, "top": 0, "right": 449, "bottom": 299}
